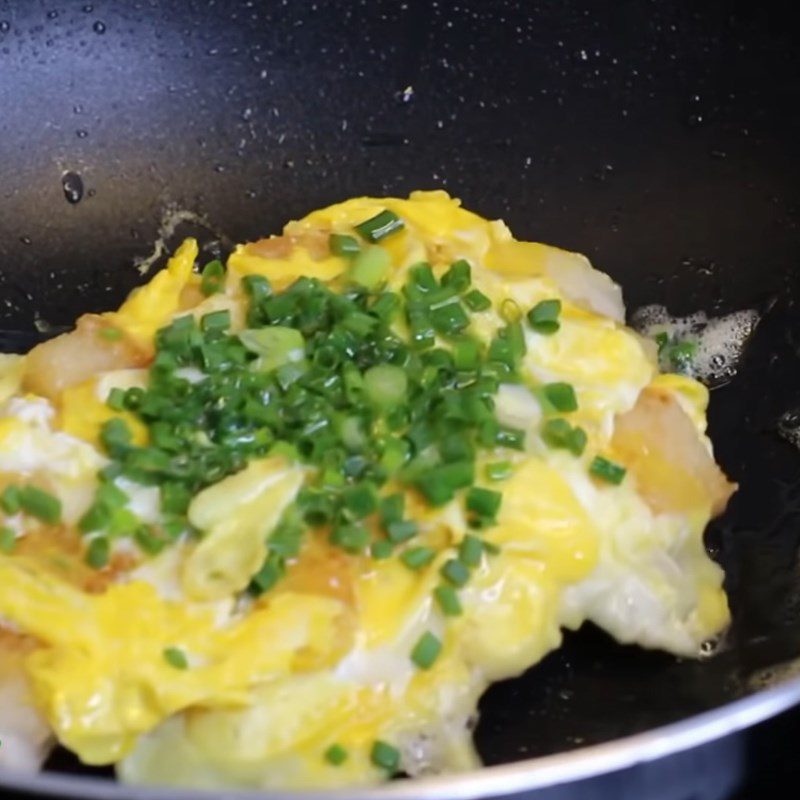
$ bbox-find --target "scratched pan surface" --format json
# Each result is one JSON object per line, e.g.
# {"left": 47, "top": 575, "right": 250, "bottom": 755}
{"left": 0, "top": 1, "right": 799, "bottom": 798}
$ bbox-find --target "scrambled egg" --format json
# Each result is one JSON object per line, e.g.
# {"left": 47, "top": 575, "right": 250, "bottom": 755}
{"left": 0, "top": 191, "right": 734, "bottom": 789}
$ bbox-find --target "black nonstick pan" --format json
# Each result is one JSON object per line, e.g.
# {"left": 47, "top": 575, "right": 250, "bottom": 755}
{"left": 1, "top": 1, "right": 799, "bottom": 798}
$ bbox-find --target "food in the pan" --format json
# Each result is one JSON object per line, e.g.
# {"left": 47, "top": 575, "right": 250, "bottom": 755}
{"left": 0, "top": 191, "right": 734, "bottom": 788}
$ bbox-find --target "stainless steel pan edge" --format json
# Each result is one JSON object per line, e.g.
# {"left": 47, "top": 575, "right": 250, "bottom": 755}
{"left": 3, "top": 674, "right": 799, "bottom": 800}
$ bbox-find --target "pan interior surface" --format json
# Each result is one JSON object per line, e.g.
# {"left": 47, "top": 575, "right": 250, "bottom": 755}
{"left": 0, "top": 0, "right": 799, "bottom": 796}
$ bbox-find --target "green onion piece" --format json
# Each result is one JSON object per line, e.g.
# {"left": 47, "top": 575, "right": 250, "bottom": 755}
{"left": 106, "top": 387, "right": 127, "bottom": 412}
{"left": 19, "top": 486, "right": 62, "bottom": 524}
{"left": 568, "top": 427, "right": 588, "bottom": 456}
{"left": 452, "top": 337, "right": 480, "bottom": 370}
{"left": 0, "top": 485, "right": 21, "bottom": 515}
{"left": 371, "top": 540, "right": 394, "bottom": 559}
{"left": 200, "top": 309, "right": 231, "bottom": 333}
{"left": 500, "top": 298, "right": 523, "bottom": 323}
{"left": 250, "top": 556, "right": 283, "bottom": 595}
{"left": 329, "top": 233, "right": 361, "bottom": 257}
{"left": 371, "top": 740, "right": 401, "bottom": 773}
{"left": 379, "top": 493, "right": 405, "bottom": 525}
{"left": 410, "top": 631, "right": 442, "bottom": 670}
{"left": 416, "top": 460, "right": 475, "bottom": 507}
{"left": 485, "top": 461, "right": 512, "bottom": 481}
{"left": 527, "top": 298, "right": 562, "bottom": 334}
{"left": 434, "top": 584, "right": 462, "bottom": 616}
{"left": 349, "top": 245, "right": 391, "bottom": 289}
{"left": 239, "top": 326, "right": 305, "bottom": 373}
{"left": 342, "top": 483, "right": 378, "bottom": 519}
{"left": 99, "top": 326, "right": 123, "bottom": 341}
{"left": 441, "top": 259, "right": 471, "bottom": 291}
{"left": 543, "top": 382, "right": 578, "bottom": 413}
{"left": 78, "top": 502, "right": 111, "bottom": 534}
{"left": 589, "top": 455, "right": 627, "bottom": 485}
{"left": 440, "top": 558, "right": 470, "bottom": 587}
{"left": 387, "top": 519, "right": 418, "bottom": 544}
{"left": 400, "top": 545, "right": 436, "bottom": 570}
{"left": 242, "top": 274, "right": 272, "bottom": 301}
{"left": 430, "top": 300, "right": 470, "bottom": 335}
{"left": 504, "top": 320, "right": 527, "bottom": 361}
{"left": 0, "top": 526, "right": 16, "bottom": 553}
{"left": 380, "top": 438, "right": 410, "bottom": 472}
{"left": 97, "top": 482, "right": 129, "bottom": 508}
{"left": 330, "top": 523, "right": 370, "bottom": 554}
{"left": 355, "top": 209, "right": 405, "bottom": 242}
{"left": 370, "top": 291, "right": 401, "bottom": 321}
{"left": 163, "top": 646, "right": 189, "bottom": 670}
{"left": 134, "top": 525, "right": 168, "bottom": 555}
{"left": 100, "top": 417, "right": 132, "bottom": 453}
{"left": 464, "top": 288, "right": 492, "bottom": 312}
{"left": 324, "top": 743, "right": 349, "bottom": 766}
{"left": 408, "top": 262, "right": 437, "bottom": 291}
{"left": 458, "top": 534, "right": 484, "bottom": 567}
{"left": 541, "top": 419, "right": 587, "bottom": 456}
{"left": 86, "top": 536, "right": 110, "bottom": 569}
{"left": 466, "top": 487, "right": 502, "bottom": 519}
{"left": 494, "top": 425, "right": 526, "bottom": 451}
{"left": 364, "top": 364, "right": 407, "bottom": 408}
{"left": 200, "top": 259, "right": 225, "bottom": 296}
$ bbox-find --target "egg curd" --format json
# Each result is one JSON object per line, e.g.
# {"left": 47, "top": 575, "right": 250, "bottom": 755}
{"left": 0, "top": 191, "right": 735, "bottom": 788}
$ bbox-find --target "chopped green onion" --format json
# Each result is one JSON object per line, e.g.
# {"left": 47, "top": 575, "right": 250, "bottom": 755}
{"left": 329, "top": 233, "right": 361, "bottom": 257}
{"left": 106, "top": 387, "right": 127, "bottom": 412}
{"left": 250, "top": 556, "right": 283, "bottom": 595}
{"left": 589, "top": 456, "right": 627, "bottom": 485}
{"left": 430, "top": 300, "right": 470, "bottom": 335}
{"left": 371, "top": 540, "right": 394, "bottom": 559}
{"left": 0, "top": 485, "right": 21, "bottom": 515}
{"left": 349, "top": 246, "right": 391, "bottom": 289}
{"left": 466, "top": 487, "right": 502, "bottom": 519}
{"left": 379, "top": 493, "right": 405, "bottom": 525}
{"left": 434, "top": 584, "right": 462, "bottom": 616}
{"left": 543, "top": 382, "right": 578, "bottom": 412}
{"left": 410, "top": 631, "right": 442, "bottom": 670}
{"left": 0, "top": 526, "right": 16, "bottom": 553}
{"left": 100, "top": 417, "right": 132, "bottom": 453}
{"left": 485, "top": 461, "right": 513, "bottom": 481}
{"left": 400, "top": 545, "right": 436, "bottom": 570}
{"left": 458, "top": 534, "right": 484, "bottom": 567}
{"left": 440, "top": 558, "right": 470, "bottom": 587}
{"left": 19, "top": 486, "right": 62, "bottom": 524}
{"left": 342, "top": 483, "right": 378, "bottom": 519}
{"left": 441, "top": 259, "right": 471, "bottom": 291}
{"left": 541, "top": 418, "right": 587, "bottom": 456}
{"left": 324, "top": 743, "right": 349, "bottom": 766}
{"left": 163, "top": 646, "right": 189, "bottom": 670}
{"left": 416, "top": 460, "right": 475, "bottom": 506}
{"left": 452, "top": 337, "right": 480, "bottom": 370}
{"left": 242, "top": 274, "right": 272, "bottom": 301}
{"left": 239, "top": 326, "right": 305, "bottom": 373}
{"left": 200, "top": 259, "right": 225, "bottom": 296}
{"left": 527, "top": 298, "right": 561, "bottom": 333}
{"left": 78, "top": 502, "right": 111, "bottom": 534}
{"left": 463, "top": 289, "right": 491, "bottom": 312}
{"left": 201, "top": 309, "right": 231, "bottom": 333}
{"left": 387, "top": 519, "right": 418, "bottom": 543}
{"left": 85, "top": 536, "right": 110, "bottom": 569}
{"left": 364, "top": 364, "right": 407, "bottom": 408}
{"left": 408, "top": 262, "right": 437, "bottom": 291}
{"left": 355, "top": 209, "right": 405, "bottom": 242}
{"left": 500, "top": 298, "right": 523, "bottom": 323}
{"left": 370, "top": 740, "right": 401, "bottom": 773}
{"left": 330, "top": 523, "right": 370, "bottom": 554}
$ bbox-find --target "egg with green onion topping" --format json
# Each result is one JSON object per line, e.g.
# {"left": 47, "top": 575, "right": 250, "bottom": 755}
{"left": 0, "top": 191, "right": 735, "bottom": 788}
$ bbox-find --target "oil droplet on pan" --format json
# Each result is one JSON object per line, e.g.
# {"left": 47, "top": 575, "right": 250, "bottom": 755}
{"left": 61, "top": 171, "right": 84, "bottom": 204}
{"left": 93, "top": 20, "right": 106, "bottom": 34}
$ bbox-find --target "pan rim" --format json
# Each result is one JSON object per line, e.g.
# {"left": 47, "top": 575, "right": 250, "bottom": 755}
{"left": 2, "top": 673, "right": 799, "bottom": 800}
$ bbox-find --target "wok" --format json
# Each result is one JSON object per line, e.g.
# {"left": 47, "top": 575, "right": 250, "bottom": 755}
{"left": 1, "top": 1, "right": 799, "bottom": 798}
